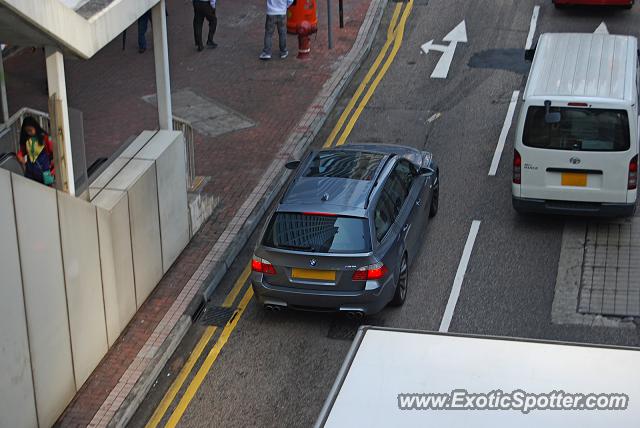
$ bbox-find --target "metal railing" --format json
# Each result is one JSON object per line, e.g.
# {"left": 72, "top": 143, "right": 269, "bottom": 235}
{"left": 0, "top": 107, "right": 50, "bottom": 155}
{"left": 1, "top": 109, "right": 197, "bottom": 192}
{"left": 172, "top": 115, "right": 196, "bottom": 190}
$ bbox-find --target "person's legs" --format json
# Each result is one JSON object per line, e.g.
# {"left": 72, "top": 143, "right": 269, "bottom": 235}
{"left": 137, "top": 14, "right": 149, "bottom": 52}
{"left": 276, "top": 15, "right": 287, "bottom": 57}
{"left": 261, "top": 15, "right": 276, "bottom": 58}
{"left": 193, "top": 2, "right": 205, "bottom": 49}
{"left": 204, "top": 4, "right": 218, "bottom": 46}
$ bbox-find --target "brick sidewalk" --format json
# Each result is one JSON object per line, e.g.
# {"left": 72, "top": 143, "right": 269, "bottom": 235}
{"left": 3, "top": 0, "right": 377, "bottom": 426}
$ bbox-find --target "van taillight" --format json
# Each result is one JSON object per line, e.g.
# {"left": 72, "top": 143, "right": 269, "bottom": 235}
{"left": 251, "top": 256, "right": 277, "bottom": 275}
{"left": 629, "top": 155, "right": 638, "bottom": 190}
{"left": 513, "top": 149, "right": 521, "bottom": 184}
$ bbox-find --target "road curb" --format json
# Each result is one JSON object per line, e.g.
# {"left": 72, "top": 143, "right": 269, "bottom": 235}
{"left": 109, "top": 0, "right": 389, "bottom": 425}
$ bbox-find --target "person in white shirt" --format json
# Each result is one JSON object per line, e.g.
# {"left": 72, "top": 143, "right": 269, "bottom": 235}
{"left": 193, "top": 0, "right": 218, "bottom": 51}
{"left": 260, "top": 0, "right": 294, "bottom": 60}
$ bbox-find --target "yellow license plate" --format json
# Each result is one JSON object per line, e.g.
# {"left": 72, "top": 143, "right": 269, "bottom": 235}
{"left": 291, "top": 268, "right": 336, "bottom": 281}
{"left": 561, "top": 172, "right": 587, "bottom": 187}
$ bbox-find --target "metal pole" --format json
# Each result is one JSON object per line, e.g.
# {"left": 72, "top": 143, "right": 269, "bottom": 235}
{"left": 339, "top": 0, "right": 344, "bottom": 28}
{"left": 0, "top": 49, "right": 9, "bottom": 124}
{"left": 327, "top": 0, "right": 333, "bottom": 49}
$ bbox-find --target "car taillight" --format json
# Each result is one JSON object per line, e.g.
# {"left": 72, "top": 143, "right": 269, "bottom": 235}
{"left": 251, "top": 256, "right": 276, "bottom": 275}
{"left": 629, "top": 155, "right": 638, "bottom": 190}
{"left": 513, "top": 149, "right": 521, "bottom": 184}
{"left": 352, "top": 262, "right": 388, "bottom": 281}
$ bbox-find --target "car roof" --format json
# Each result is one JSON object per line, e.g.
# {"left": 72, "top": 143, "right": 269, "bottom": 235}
{"left": 278, "top": 144, "right": 425, "bottom": 216}
{"left": 524, "top": 33, "right": 637, "bottom": 103}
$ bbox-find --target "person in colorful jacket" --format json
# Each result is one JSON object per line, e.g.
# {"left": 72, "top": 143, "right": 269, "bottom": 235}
{"left": 16, "top": 116, "right": 55, "bottom": 186}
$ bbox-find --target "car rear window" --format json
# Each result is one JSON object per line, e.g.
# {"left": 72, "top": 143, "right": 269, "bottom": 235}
{"left": 303, "top": 151, "right": 384, "bottom": 181}
{"left": 262, "top": 212, "right": 371, "bottom": 254}
{"left": 523, "top": 107, "right": 630, "bottom": 152}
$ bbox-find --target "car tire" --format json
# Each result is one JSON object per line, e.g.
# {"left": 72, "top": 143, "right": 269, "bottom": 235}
{"left": 429, "top": 171, "right": 439, "bottom": 218}
{"left": 389, "top": 255, "right": 408, "bottom": 306}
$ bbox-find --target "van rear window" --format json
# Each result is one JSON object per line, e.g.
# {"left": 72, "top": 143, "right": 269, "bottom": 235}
{"left": 523, "top": 107, "right": 630, "bottom": 152}
{"left": 262, "top": 212, "right": 371, "bottom": 254}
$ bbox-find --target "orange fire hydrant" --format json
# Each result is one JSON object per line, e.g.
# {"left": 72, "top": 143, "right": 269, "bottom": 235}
{"left": 288, "top": 0, "right": 318, "bottom": 58}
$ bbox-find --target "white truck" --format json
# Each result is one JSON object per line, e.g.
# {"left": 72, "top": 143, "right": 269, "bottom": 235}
{"left": 315, "top": 326, "right": 640, "bottom": 427}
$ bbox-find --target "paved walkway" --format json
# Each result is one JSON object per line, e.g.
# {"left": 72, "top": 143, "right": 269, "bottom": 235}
{"left": 4, "top": 0, "right": 376, "bottom": 426}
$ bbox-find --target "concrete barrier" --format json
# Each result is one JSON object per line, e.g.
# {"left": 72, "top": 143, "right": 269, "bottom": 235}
{"left": 0, "top": 169, "right": 38, "bottom": 428}
{"left": 12, "top": 174, "right": 76, "bottom": 428}
{"left": 0, "top": 130, "right": 190, "bottom": 427}
{"left": 94, "top": 190, "right": 136, "bottom": 347}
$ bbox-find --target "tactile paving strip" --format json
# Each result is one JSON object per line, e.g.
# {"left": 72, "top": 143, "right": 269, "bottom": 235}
{"left": 578, "top": 221, "right": 640, "bottom": 317}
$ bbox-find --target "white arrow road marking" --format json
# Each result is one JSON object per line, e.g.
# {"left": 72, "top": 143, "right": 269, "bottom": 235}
{"left": 439, "top": 220, "right": 481, "bottom": 333}
{"left": 420, "top": 20, "right": 468, "bottom": 79}
{"left": 443, "top": 20, "right": 468, "bottom": 43}
{"left": 489, "top": 90, "right": 520, "bottom": 176}
{"left": 525, "top": 5, "right": 540, "bottom": 50}
{"left": 594, "top": 21, "right": 609, "bottom": 34}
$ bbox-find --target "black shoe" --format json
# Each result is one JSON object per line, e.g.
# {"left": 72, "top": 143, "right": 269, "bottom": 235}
{"left": 138, "top": 47, "right": 146, "bottom": 54}
{"left": 197, "top": 45, "right": 204, "bottom": 52}
{"left": 206, "top": 41, "right": 218, "bottom": 49}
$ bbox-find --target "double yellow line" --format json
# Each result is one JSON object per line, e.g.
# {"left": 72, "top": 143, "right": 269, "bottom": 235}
{"left": 145, "top": 2, "right": 414, "bottom": 426}
{"left": 145, "top": 265, "right": 252, "bottom": 428}
{"left": 324, "top": 0, "right": 414, "bottom": 148}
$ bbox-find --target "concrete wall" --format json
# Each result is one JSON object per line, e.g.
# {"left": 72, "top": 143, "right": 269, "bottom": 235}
{"left": 58, "top": 191, "right": 109, "bottom": 387}
{"left": 0, "top": 130, "right": 189, "bottom": 427}
{"left": 13, "top": 174, "right": 76, "bottom": 428}
{"left": 0, "top": 170, "right": 38, "bottom": 428}
{"left": 94, "top": 189, "right": 136, "bottom": 346}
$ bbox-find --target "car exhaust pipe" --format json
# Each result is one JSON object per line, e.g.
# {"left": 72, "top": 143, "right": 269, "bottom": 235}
{"left": 264, "top": 302, "right": 286, "bottom": 312}
{"left": 345, "top": 310, "right": 364, "bottom": 320}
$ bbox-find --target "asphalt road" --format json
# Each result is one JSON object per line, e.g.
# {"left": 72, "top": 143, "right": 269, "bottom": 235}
{"left": 132, "top": 1, "right": 640, "bottom": 427}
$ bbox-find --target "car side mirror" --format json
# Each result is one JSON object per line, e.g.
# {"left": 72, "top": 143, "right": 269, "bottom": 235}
{"left": 285, "top": 160, "right": 300, "bottom": 170}
{"left": 524, "top": 48, "right": 535, "bottom": 62}
{"left": 418, "top": 167, "right": 435, "bottom": 176}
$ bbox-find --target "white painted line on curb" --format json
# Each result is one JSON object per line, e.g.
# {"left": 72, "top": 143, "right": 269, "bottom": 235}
{"left": 525, "top": 5, "right": 540, "bottom": 50}
{"left": 489, "top": 90, "right": 519, "bottom": 176}
{"left": 439, "top": 220, "right": 481, "bottom": 333}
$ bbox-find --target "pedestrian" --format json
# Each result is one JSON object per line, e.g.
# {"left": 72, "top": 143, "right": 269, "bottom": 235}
{"left": 138, "top": 10, "right": 152, "bottom": 53}
{"left": 260, "top": 0, "right": 294, "bottom": 60}
{"left": 193, "top": 0, "right": 218, "bottom": 52}
{"left": 16, "top": 116, "right": 55, "bottom": 186}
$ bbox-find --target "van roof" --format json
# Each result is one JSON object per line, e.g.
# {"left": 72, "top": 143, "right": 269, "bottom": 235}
{"left": 524, "top": 33, "right": 638, "bottom": 103}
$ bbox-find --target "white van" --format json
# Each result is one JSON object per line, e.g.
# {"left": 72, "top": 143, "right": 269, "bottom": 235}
{"left": 513, "top": 33, "right": 639, "bottom": 216}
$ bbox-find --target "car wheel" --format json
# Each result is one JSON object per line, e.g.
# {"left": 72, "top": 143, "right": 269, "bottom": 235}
{"left": 429, "top": 172, "right": 439, "bottom": 218}
{"left": 390, "top": 255, "right": 408, "bottom": 306}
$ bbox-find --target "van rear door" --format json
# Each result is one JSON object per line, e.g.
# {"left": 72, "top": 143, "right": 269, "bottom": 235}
{"left": 518, "top": 104, "right": 635, "bottom": 203}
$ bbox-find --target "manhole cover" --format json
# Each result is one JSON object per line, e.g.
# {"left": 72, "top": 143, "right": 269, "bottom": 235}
{"left": 327, "top": 316, "right": 385, "bottom": 341}
{"left": 199, "top": 304, "right": 236, "bottom": 326}
{"left": 578, "top": 222, "right": 640, "bottom": 317}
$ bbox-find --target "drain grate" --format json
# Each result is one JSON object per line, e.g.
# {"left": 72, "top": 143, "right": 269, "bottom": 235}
{"left": 199, "top": 304, "right": 236, "bottom": 326}
{"left": 327, "top": 316, "right": 385, "bottom": 341}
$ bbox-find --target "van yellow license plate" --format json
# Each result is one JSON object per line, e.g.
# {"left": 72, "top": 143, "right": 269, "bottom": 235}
{"left": 291, "top": 268, "right": 336, "bottom": 281}
{"left": 561, "top": 172, "right": 587, "bottom": 187}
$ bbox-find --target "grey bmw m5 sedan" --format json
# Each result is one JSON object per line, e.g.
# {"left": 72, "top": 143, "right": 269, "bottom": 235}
{"left": 251, "top": 144, "right": 439, "bottom": 315}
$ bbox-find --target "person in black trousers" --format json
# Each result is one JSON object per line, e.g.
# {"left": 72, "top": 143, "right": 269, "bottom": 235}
{"left": 193, "top": 0, "right": 218, "bottom": 51}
